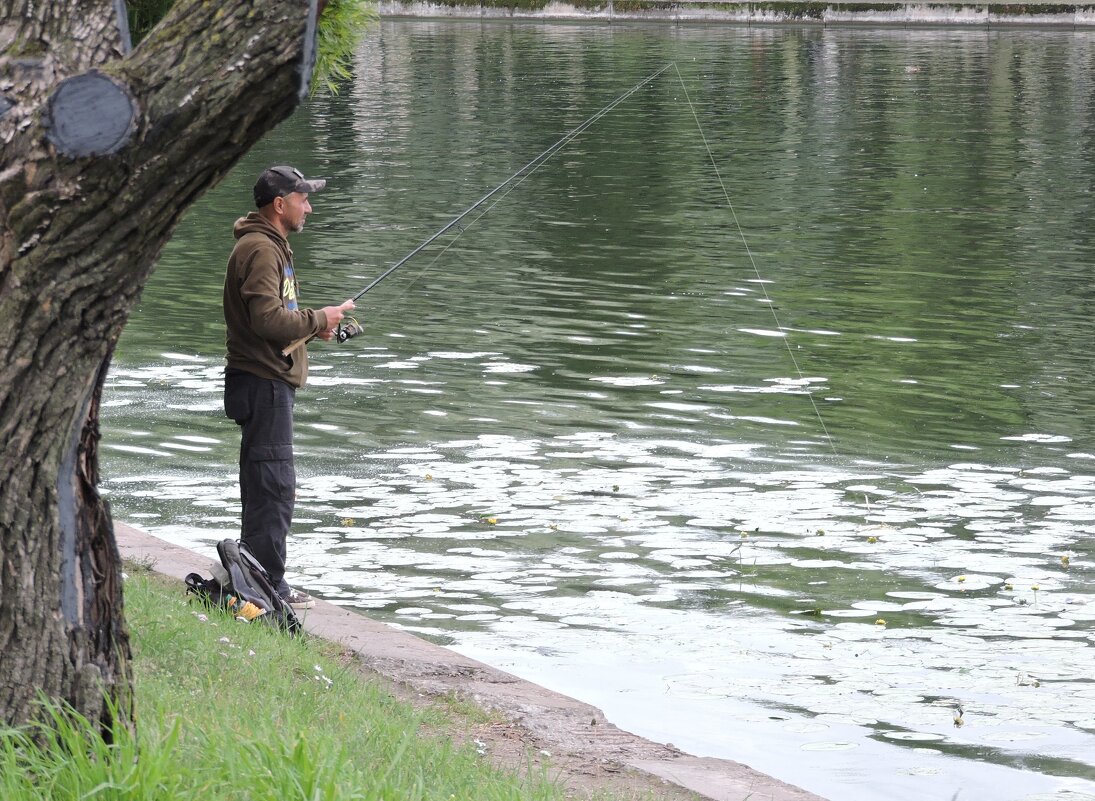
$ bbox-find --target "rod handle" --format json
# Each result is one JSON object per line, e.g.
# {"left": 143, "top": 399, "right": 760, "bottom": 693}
{"left": 281, "top": 334, "right": 312, "bottom": 357}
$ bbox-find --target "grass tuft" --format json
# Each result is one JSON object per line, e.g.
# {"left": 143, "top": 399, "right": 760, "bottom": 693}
{"left": 0, "top": 570, "right": 562, "bottom": 801}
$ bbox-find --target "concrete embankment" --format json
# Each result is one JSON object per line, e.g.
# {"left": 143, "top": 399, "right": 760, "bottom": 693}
{"left": 117, "top": 521, "right": 826, "bottom": 801}
{"left": 379, "top": 0, "right": 1095, "bottom": 27}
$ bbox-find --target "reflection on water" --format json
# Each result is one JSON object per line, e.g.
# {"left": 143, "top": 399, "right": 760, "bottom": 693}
{"left": 104, "top": 21, "right": 1095, "bottom": 801}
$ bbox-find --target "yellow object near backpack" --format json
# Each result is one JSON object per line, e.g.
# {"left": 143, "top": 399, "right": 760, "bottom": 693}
{"left": 184, "top": 539, "right": 301, "bottom": 634}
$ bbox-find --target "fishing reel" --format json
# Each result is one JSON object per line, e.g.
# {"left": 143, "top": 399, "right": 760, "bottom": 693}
{"left": 337, "top": 316, "right": 363, "bottom": 344}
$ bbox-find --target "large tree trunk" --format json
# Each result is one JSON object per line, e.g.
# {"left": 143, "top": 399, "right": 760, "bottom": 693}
{"left": 0, "top": 0, "right": 320, "bottom": 730}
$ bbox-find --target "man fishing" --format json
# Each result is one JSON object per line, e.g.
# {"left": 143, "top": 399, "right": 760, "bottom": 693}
{"left": 222, "top": 165, "right": 354, "bottom": 610}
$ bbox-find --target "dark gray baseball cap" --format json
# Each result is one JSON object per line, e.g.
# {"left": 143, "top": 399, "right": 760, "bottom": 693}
{"left": 254, "top": 165, "right": 327, "bottom": 208}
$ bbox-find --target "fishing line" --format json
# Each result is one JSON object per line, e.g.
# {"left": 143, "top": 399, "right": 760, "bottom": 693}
{"left": 317, "top": 60, "right": 838, "bottom": 463}
{"left": 671, "top": 63, "right": 838, "bottom": 457}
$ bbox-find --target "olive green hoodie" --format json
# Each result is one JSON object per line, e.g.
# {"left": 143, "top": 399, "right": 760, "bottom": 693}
{"left": 223, "top": 213, "right": 328, "bottom": 388}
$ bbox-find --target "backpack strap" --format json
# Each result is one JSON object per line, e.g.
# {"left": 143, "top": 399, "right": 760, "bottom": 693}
{"left": 238, "top": 542, "right": 302, "bottom": 634}
{"left": 217, "top": 539, "right": 273, "bottom": 610}
{"left": 217, "top": 539, "right": 302, "bottom": 634}
{"left": 185, "top": 572, "right": 227, "bottom": 607}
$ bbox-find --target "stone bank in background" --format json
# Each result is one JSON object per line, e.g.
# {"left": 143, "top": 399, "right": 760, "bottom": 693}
{"left": 379, "top": 0, "right": 1095, "bottom": 27}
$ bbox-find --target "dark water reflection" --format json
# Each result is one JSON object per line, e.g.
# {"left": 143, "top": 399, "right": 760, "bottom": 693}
{"left": 104, "top": 22, "right": 1095, "bottom": 801}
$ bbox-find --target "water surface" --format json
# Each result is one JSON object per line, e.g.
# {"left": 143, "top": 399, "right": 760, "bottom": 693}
{"left": 104, "top": 21, "right": 1095, "bottom": 801}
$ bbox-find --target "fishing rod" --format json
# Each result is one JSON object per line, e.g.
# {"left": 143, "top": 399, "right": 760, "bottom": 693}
{"left": 282, "top": 62, "right": 674, "bottom": 357}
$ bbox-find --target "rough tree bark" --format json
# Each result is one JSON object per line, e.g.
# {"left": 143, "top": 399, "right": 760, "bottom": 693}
{"left": 0, "top": 0, "right": 320, "bottom": 730}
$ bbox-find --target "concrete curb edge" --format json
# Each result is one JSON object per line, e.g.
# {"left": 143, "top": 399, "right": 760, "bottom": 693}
{"left": 116, "top": 521, "right": 827, "bottom": 801}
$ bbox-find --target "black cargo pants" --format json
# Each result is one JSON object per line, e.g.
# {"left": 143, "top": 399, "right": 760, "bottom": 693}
{"left": 224, "top": 368, "right": 296, "bottom": 597}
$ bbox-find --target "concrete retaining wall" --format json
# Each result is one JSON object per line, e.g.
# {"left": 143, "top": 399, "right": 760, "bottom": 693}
{"left": 378, "top": 0, "right": 1095, "bottom": 27}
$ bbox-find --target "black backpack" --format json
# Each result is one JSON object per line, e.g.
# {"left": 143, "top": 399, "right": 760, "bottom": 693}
{"left": 185, "top": 539, "right": 302, "bottom": 634}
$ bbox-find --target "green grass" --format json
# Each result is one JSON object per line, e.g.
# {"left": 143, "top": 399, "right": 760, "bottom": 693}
{"left": 0, "top": 568, "right": 563, "bottom": 801}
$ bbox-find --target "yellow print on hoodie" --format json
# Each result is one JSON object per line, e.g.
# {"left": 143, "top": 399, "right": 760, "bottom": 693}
{"left": 282, "top": 264, "right": 299, "bottom": 310}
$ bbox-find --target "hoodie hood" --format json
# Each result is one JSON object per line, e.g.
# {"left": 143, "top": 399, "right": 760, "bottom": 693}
{"left": 234, "top": 212, "right": 292, "bottom": 263}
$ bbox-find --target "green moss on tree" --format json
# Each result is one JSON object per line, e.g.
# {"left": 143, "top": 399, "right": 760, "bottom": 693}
{"left": 125, "top": 0, "right": 375, "bottom": 94}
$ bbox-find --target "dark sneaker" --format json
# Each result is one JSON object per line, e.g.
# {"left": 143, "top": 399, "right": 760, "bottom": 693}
{"left": 282, "top": 588, "right": 315, "bottom": 610}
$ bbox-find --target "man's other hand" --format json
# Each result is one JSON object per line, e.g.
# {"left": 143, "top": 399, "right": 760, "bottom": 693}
{"left": 320, "top": 298, "right": 355, "bottom": 329}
